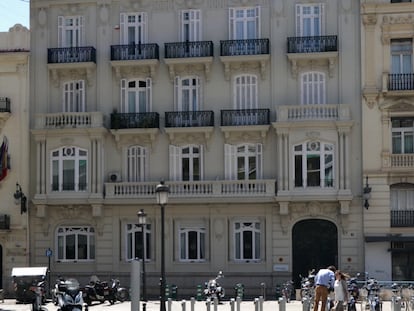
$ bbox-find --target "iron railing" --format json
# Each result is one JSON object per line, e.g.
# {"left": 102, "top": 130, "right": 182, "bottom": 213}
{"left": 287, "top": 35, "right": 338, "bottom": 53}
{"left": 164, "top": 41, "right": 213, "bottom": 58}
{"left": 165, "top": 111, "right": 214, "bottom": 127}
{"left": 111, "top": 112, "right": 160, "bottom": 129}
{"left": 220, "top": 38, "right": 270, "bottom": 56}
{"left": 110, "top": 43, "right": 159, "bottom": 61}
{"left": 221, "top": 109, "right": 270, "bottom": 126}
{"left": 388, "top": 73, "right": 414, "bottom": 91}
{"left": 47, "top": 46, "right": 97, "bottom": 64}
{"left": 391, "top": 210, "right": 414, "bottom": 227}
{"left": 0, "top": 97, "right": 10, "bottom": 112}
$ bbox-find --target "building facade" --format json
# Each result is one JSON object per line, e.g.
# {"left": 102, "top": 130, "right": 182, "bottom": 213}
{"left": 29, "top": 0, "right": 363, "bottom": 297}
{"left": 0, "top": 24, "right": 30, "bottom": 294}
{"left": 361, "top": 0, "right": 414, "bottom": 281}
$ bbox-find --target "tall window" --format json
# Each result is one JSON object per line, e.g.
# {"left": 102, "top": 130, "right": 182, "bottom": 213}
{"left": 126, "top": 145, "right": 147, "bottom": 182}
{"left": 295, "top": 4, "right": 324, "bottom": 36}
{"left": 121, "top": 78, "right": 151, "bottom": 113}
{"left": 301, "top": 72, "right": 326, "bottom": 105}
{"left": 63, "top": 80, "right": 85, "bottom": 112}
{"left": 391, "top": 39, "right": 412, "bottom": 74}
{"left": 120, "top": 12, "right": 147, "bottom": 45}
{"left": 58, "top": 16, "right": 84, "bottom": 48}
{"left": 56, "top": 226, "right": 95, "bottom": 261}
{"left": 51, "top": 146, "right": 87, "bottom": 192}
{"left": 175, "top": 76, "right": 201, "bottom": 111}
{"left": 229, "top": 7, "right": 260, "bottom": 39}
{"left": 180, "top": 10, "right": 201, "bottom": 41}
{"left": 392, "top": 118, "right": 414, "bottom": 154}
{"left": 233, "top": 221, "right": 261, "bottom": 261}
{"left": 225, "top": 143, "right": 262, "bottom": 180}
{"left": 294, "top": 141, "right": 334, "bottom": 188}
{"left": 390, "top": 184, "right": 414, "bottom": 211}
{"left": 126, "top": 223, "right": 151, "bottom": 261}
{"left": 234, "top": 74, "right": 258, "bottom": 109}
{"left": 169, "top": 145, "right": 203, "bottom": 181}
{"left": 179, "top": 226, "right": 205, "bottom": 261}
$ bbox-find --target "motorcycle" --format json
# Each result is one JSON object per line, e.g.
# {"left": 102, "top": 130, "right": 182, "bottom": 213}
{"left": 347, "top": 274, "right": 360, "bottom": 311}
{"left": 106, "top": 279, "right": 129, "bottom": 304}
{"left": 82, "top": 275, "right": 110, "bottom": 305}
{"left": 52, "top": 276, "right": 67, "bottom": 305}
{"left": 57, "top": 278, "right": 88, "bottom": 311}
{"left": 204, "top": 271, "right": 225, "bottom": 302}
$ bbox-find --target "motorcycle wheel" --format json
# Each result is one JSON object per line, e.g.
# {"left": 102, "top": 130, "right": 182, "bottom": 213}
{"left": 116, "top": 289, "right": 129, "bottom": 302}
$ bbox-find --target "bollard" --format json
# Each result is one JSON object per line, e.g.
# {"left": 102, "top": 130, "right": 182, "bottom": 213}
{"left": 254, "top": 298, "right": 259, "bottom": 311}
{"left": 392, "top": 296, "right": 401, "bottom": 311}
{"left": 259, "top": 296, "right": 264, "bottom": 311}
{"left": 236, "top": 296, "right": 241, "bottom": 311}
{"left": 143, "top": 302, "right": 147, "bottom": 311}
{"left": 213, "top": 297, "right": 218, "bottom": 311}
{"left": 261, "top": 283, "right": 266, "bottom": 301}
{"left": 168, "top": 298, "right": 172, "bottom": 311}
{"left": 206, "top": 298, "right": 211, "bottom": 311}
{"left": 230, "top": 298, "right": 235, "bottom": 311}
{"left": 181, "top": 299, "right": 186, "bottom": 311}
{"left": 302, "top": 297, "right": 311, "bottom": 311}
{"left": 279, "top": 297, "right": 286, "bottom": 311}
{"left": 191, "top": 297, "right": 195, "bottom": 311}
{"left": 130, "top": 259, "right": 141, "bottom": 311}
{"left": 196, "top": 285, "right": 203, "bottom": 301}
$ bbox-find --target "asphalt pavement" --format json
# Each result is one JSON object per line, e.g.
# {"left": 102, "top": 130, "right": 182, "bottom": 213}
{"left": 0, "top": 299, "right": 394, "bottom": 311}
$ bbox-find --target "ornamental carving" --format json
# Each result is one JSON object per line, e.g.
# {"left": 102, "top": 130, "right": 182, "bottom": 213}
{"left": 362, "top": 14, "right": 377, "bottom": 26}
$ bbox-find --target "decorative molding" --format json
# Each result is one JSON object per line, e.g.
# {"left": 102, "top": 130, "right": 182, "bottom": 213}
{"left": 220, "top": 125, "right": 269, "bottom": 145}
{"left": 362, "top": 14, "right": 377, "bottom": 26}
{"left": 363, "top": 88, "right": 379, "bottom": 109}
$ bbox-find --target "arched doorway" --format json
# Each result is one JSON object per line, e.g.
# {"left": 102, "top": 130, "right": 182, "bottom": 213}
{"left": 292, "top": 219, "right": 338, "bottom": 288}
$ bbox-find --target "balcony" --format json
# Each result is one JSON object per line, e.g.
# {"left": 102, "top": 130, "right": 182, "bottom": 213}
{"left": 110, "top": 43, "right": 159, "bottom": 80}
{"left": 47, "top": 46, "right": 97, "bottom": 86}
{"left": 104, "top": 179, "right": 276, "bottom": 203}
{"left": 382, "top": 73, "right": 414, "bottom": 96}
{"left": 110, "top": 112, "right": 160, "bottom": 149}
{"left": 164, "top": 41, "right": 214, "bottom": 81}
{"left": 219, "top": 39, "right": 270, "bottom": 80}
{"left": 391, "top": 210, "right": 414, "bottom": 227}
{"left": 33, "top": 112, "right": 104, "bottom": 130}
{"left": 286, "top": 35, "right": 338, "bottom": 78}
{"left": 0, "top": 97, "right": 11, "bottom": 128}
{"left": 164, "top": 111, "right": 214, "bottom": 146}
{"left": 385, "top": 154, "right": 414, "bottom": 170}
{"left": 276, "top": 104, "right": 351, "bottom": 122}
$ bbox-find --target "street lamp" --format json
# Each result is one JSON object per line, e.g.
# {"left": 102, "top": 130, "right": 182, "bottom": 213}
{"left": 137, "top": 209, "right": 147, "bottom": 301}
{"left": 13, "top": 182, "right": 27, "bottom": 214}
{"left": 155, "top": 181, "right": 169, "bottom": 311}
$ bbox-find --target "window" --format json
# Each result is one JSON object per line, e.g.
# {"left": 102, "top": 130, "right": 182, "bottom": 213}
{"left": 391, "top": 39, "right": 412, "bottom": 74}
{"left": 225, "top": 143, "right": 263, "bottom": 180}
{"left": 57, "top": 226, "right": 95, "bottom": 261}
{"left": 229, "top": 7, "right": 260, "bottom": 40}
{"left": 175, "top": 76, "right": 201, "bottom": 111}
{"left": 301, "top": 72, "right": 326, "bottom": 105}
{"left": 169, "top": 145, "right": 203, "bottom": 181}
{"left": 295, "top": 4, "right": 324, "bottom": 37}
{"left": 63, "top": 80, "right": 85, "bottom": 112}
{"left": 126, "top": 223, "right": 151, "bottom": 261}
{"left": 392, "top": 241, "right": 414, "bottom": 281}
{"left": 234, "top": 74, "right": 258, "bottom": 109}
{"left": 390, "top": 184, "right": 414, "bottom": 211}
{"left": 392, "top": 118, "right": 414, "bottom": 154}
{"left": 233, "top": 221, "right": 261, "bottom": 261}
{"left": 179, "top": 226, "right": 205, "bottom": 261}
{"left": 126, "top": 146, "right": 147, "bottom": 182}
{"left": 391, "top": 0, "right": 412, "bottom": 3}
{"left": 58, "top": 16, "right": 84, "bottom": 48}
{"left": 120, "top": 12, "right": 147, "bottom": 45}
{"left": 294, "top": 141, "right": 334, "bottom": 188}
{"left": 180, "top": 10, "right": 201, "bottom": 42}
{"left": 51, "top": 146, "right": 87, "bottom": 192}
{"left": 121, "top": 79, "right": 152, "bottom": 113}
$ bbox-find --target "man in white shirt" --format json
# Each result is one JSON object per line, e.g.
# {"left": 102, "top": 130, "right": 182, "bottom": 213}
{"left": 312, "top": 265, "right": 336, "bottom": 311}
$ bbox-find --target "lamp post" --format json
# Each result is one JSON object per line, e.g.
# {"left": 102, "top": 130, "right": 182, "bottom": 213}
{"left": 363, "top": 176, "right": 372, "bottom": 209}
{"left": 155, "top": 181, "right": 169, "bottom": 311}
{"left": 13, "top": 182, "right": 27, "bottom": 214}
{"left": 137, "top": 209, "right": 147, "bottom": 301}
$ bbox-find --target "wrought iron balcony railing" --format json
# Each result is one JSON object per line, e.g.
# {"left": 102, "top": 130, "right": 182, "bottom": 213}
{"left": 221, "top": 109, "right": 270, "bottom": 126}
{"left": 165, "top": 41, "right": 214, "bottom": 58}
{"left": 220, "top": 39, "right": 270, "bottom": 56}
{"left": 47, "top": 47, "right": 97, "bottom": 64}
{"left": 391, "top": 210, "right": 414, "bottom": 227}
{"left": 111, "top": 112, "right": 160, "bottom": 129}
{"left": 0, "top": 97, "right": 10, "bottom": 112}
{"left": 111, "top": 43, "right": 159, "bottom": 61}
{"left": 287, "top": 35, "right": 338, "bottom": 53}
{"left": 165, "top": 111, "right": 214, "bottom": 127}
{"left": 388, "top": 73, "right": 414, "bottom": 91}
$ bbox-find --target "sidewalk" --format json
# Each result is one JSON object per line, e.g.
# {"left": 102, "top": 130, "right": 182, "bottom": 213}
{"left": 0, "top": 299, "right": 393, "bottom": 311}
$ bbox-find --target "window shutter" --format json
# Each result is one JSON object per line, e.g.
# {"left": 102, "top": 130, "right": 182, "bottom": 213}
{"left": 255, "top": 6, "right": 261, "bottom": 38}
{"left": 58, "top": 16, "right": 64, "bottom": 48}
{"left": 143, "top": 146, "right": 148, "bottom": 181}
{"left": 295, "top": 4, "right": 301, "bottom": 36}
{"left": 224, "top": 144, "right": 236, "bottom": 180}
{"left": 179, "top": 11, "right": 184, "bottom": 41}
{"left": 199, "top": 144, "right": 204, "bottom": 180}
{"left": 319, "top": 4, "right": 325, "bottom": 35}
{"left": 146, "top": 78, "right": 152, "bottom": 111}
{"left": 120, "top": 79, "right": 126, "bottom": 113}
{"left": 195, "top": 10, "right": 202, "bottom": 41}
{"left": 256, "top": 143, "right": 263, "bottom": 179}
{"left": 141, "top": 12, "right": 148, "bottom": 43}
{"left": 79, "top": 16, "right": 85, "bottom": 46}
{"left": 174, "top": 76, "right": 181, "bottom": 110}
{"left": 169, "top": 145, "right": 182, "bottom": 181}
{"left": 229, "top": 8, "right": 234, "bottom": 39}
{"left": 79, "top": 80, "right": 85, "bottom": 112}
{"left": 120, "top": 13, "right": 126, "bottom": 44}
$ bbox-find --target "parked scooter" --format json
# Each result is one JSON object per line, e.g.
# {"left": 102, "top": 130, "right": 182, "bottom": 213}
{"left": 204, "top": 271, "right": 225, "bottom": 303}
{"left": 57, "top": 278, "right": 88, "bottom": 311}
{"left": 82, "top": 275, "right": 110, "bottom": 305}
{"left": 106, "top": 279, "right": 129, "bottom": 304}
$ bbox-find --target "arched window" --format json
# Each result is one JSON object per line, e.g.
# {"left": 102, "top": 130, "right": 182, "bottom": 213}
{"left": 301, "top": 72, "right": 326, "bottom": 105}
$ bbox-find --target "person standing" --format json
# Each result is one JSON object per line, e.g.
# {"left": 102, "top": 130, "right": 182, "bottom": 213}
{"left": 332, "top": 270, "right": 349, "bottom": 311}
{"left": 313, "top": 265, "right": 336, "bottom": 311}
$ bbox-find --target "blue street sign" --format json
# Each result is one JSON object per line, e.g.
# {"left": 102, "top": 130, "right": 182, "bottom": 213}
{"left": 46, "top": 248, "right": 52, "bottom": 257}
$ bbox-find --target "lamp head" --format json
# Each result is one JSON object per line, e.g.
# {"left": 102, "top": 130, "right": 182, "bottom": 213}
{"left": 137, "top": 209, "right": 147, "bottom": 225}
{"left": 155, "top": 181, "right": 169, "bottom": 205}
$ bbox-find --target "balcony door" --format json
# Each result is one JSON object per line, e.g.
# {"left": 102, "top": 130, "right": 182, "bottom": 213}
{"left": 120, "top": 12, "right": 147, "bottom": 45}
{"left": 180, "top": 10, "right": 201, "bottom": 42}
{"left": 229, "top": 7, "right": 260, "bottom": 40}
{"left": 175, "top": 76, "right": 201, "bottom": 112}
{"left": 58, "top": 16, "right": 84, "bottom": 48}
{"left": 391, "top": 39, "right": 412, "bottom": 74}
{"left": 295, "top": 4, "right": 324, "bottom": 37}
{"left": 121, "top": 78, "right": 152, "bottom": 113}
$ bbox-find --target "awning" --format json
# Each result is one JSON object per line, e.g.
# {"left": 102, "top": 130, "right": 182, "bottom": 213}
{"left": 11, "top": 267, "right": 48, "bottom": 277}
{"left": 365, "top": 235, "right": 414, "bottom": 242}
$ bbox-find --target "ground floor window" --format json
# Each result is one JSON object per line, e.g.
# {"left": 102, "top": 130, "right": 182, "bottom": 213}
{"left": 126, "top": 223, "right": 151, "bottom": 261}
{"left": 392, "top": 241, "right": 414, "bottom": 280}
{"left": 56, "top": 226, "right": 95, "bottom": 261}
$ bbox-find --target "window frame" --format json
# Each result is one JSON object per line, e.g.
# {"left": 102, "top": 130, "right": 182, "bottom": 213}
{"left": 174, "top": 76, "right": 202, "bottom": 112}
{"left": 233, "top": 74, "right": 258, "bottom": 110}
{"left": 169, "top": 144, "right": 203, "bottom": 181}
{"left": 225, "top": 143, "right": 263, "bottom": 180}
{"left": 295, "top": 3, "right": 324, "bottom": 37}
{"left": 120, "top": 78, "right": 152, "bottom": 113}
{"left": 231, "top": 219, "right": 263, "bottom": 262}
{"left": 125, "top": 145, "right": 148, "bottom": 182}
{"left": 179, "top": 10, "right": 201, "bottom": 42}
{"left": 391, "top": 117, "right": 414, "bottom": 154}
{"left": 125, "top": 222, "right": 151, "bottom": 262}
{"left": 62, "top": 80, "right": 85, "bottom": 112}
{"left": 56, "top": 226, "right": 95, "bottom": 262}
{"left": 228, "top": 6, "right": 260, "bottom": 40}
{"left": 120, "top": 12, "right": 148, "bottom": 45}
{"left": 178, "top": 226, "right": 206, "bottom": 262}
{"left": 301, "top": 71, "right": 326, "bottom": 105}
{"left": 58, "top": 16, "right": 84, "bottom": 48}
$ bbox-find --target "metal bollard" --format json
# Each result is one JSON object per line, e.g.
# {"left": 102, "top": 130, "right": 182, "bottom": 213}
{"left": 191, "top": 297, "right": 195, "bottom": 311}
{"left": 302, "top": 297, "right": 311, "bottom": 311}
{"left": 254, "top": 298, "right": 259, "bottom": 311}
{"left": 181, "top": 300, "right": 186, "bottom": 311}
{"left": 236, "top": 296, "right": 241, "bottom": 311}
{"left": 230, "top": 298, "right": 235, "bottom": 311}
{"left": 213, "top": 297, "right": 218, "bottom": 311}
{"left": 206, "top": 298, "right": 211, "bottom": 311}
{"left": 143, "top": 302, "right": 147, "bottom": 311}
{"left": 261, "top": 283, "right": 266, "bottom": 301}
{"left": 279, "top": 297, "right": 286, "bottom": 311}
{"left": 259, "top": 296, "right": 264, "bottom": 311}
{"left": 168, "top": 298, "right": 172, "bottom": 311}
{"left": 392, "top": 296, "right": 401, "bottom": 311}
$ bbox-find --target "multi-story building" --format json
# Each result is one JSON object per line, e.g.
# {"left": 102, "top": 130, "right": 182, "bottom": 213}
{"left": 29, "top": 0, "right": 363, "bottom": 297}
{"left": 361, "top": 0, "right": 414, "bottom": 281}
{"left": 0, "top": 24, "right": 30, "bottom": 294}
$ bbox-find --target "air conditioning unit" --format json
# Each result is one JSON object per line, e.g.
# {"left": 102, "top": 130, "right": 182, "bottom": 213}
{"left": 108, "top": 172, "right": 121, "bottom": 182}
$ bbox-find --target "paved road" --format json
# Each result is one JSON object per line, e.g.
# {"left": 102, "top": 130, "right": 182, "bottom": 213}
{"left": 0, "top": 299, "right": 394, "bottom": 311}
